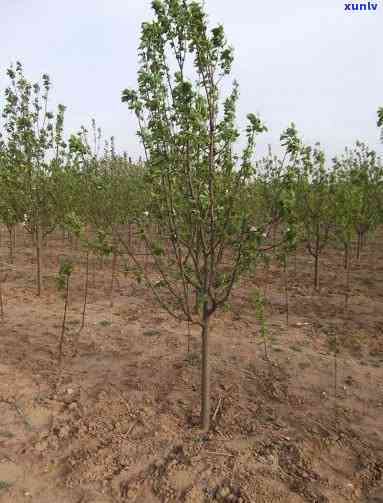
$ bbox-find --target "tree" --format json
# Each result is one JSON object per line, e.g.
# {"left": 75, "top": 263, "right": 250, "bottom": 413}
{"left": 334, "top": 143, "right": 382, "bottom": 260}
{"left": 1, "top": 62, "right": 67, "bottom": 295}
{"left": 331, "top": 160, "right": 359, "bottom": 308}
{"left": 284, "top": 128, "right": 335, "bottom": 290}
{"left": 121, "top": 0, "right": 267, "bottom": 431}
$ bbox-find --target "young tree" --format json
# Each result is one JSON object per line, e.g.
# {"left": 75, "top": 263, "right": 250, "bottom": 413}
{"left": 1, "top": 62, "right": 67, "bottom": 295}
{"left": 284, "top": 130, "right": 335, "bottom": 291}
{"left": 335, "top": 143, "right": 382, "bottom": 261}
{"left": 121, "top": 0, "right": 267, "bottom": 431}
{"left": 331, "top": 161, "right": 359, "bottom": 308}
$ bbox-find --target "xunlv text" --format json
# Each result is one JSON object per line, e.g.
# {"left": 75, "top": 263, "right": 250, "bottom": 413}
{"left": 344, "top": 2, "right": 378, "bottom": 10}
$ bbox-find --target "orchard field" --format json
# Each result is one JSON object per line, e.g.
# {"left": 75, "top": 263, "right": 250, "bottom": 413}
{"left": 0, "top": 225, "right": 382, "bottom": 503}
{"left": 1, "top": 0, "right": 383, "bottom": 501}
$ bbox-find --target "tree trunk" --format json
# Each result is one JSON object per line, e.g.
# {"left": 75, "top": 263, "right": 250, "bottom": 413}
{"left": 92, "top": 254, "right": 96, "bottom": 288}
{"left": 345, "top": 251, "right": 352, "bottom": 311}
{"left": 81, "top": 250, "right": 90, "bottom": 329}
{"left": 187, "top": 319, "right": 191, "bottom": 353}
{"left": 12, "top": 226, "right": 16, "bottom": 256}
{"left": 314, "top": 253, "right": 319, "bottom": 291}
{"left": 361, "top": 230, "right": 366, "bottom": 250}
{"left": 356, "top": 232, "right": 361, "bottom": 261}
{"left": 194, "top": 288, "right": 200, "bottom": 314}
{"left": 283, "top": 257, "right": 289, "bottom": 328}
{"left": 36, "top": 225, "right": 42, "bottom": 296}
{"left": 0, "top": 272, "right": 4, "bottom": 321}
{"left": 74, "top": 248, "right": 90, "bottom": 356}
{"left": 272, "top": 222, "right": 277, "bottom": 256}
{"left": 344, "top": 242, "right": 349, "bottom": 270}
{"left": 128, "top": 223, "right": 132, "bottom": 249}
{"left": 110, "top": 239, "right": 118, "bottom": 308}
{"left": 7, "top": 226, "right": 14, "bottom": 264}
{"left": 58, "top": 275, "right": 70, "bottom": 368}
{"left": 263, "top": 259, "right": 270, "bottom": 299}
{"left": 201, "top": 301, "right": 211, "bottom": 432}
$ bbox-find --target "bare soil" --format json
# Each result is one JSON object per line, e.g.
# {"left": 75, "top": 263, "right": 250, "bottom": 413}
{"left": 0, "top": 229, "right": 382, "bottom": 502}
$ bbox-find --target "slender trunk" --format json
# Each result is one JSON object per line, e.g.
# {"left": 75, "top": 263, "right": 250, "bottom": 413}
{"left": 110, "top": 240, "right": 118, "bottom": 308}
{"left": 344, "top": 250, "right": 352, "bottom": 311}
{"left": 314, "top": 253, "right": 319, "bottom": 291}
{"left": 194, "top": 288, "right": 199, "bottom": 314}
{"left": 23, "top": 226, "right": 28, "bottom": 246}
{"left": 262, "top": 330, "right": 269, "bottom": 361}
{"left": 92, "top": 254, "right": 96, "bottom": 288}
{"left": 187, "top": 320, "right": 191, "bottom": 353}
{"left": 263, "top": 259, "right": 270, "bottom": 299}
{"left": 81, "top": 250, "right": 90, "bottom": 331}
{"left": 0, "top": 272, "right": 4, "bottom": 321}
{"left": 128, "top": 223, "right": 132, "bottom": 249}
{"left": 356, "top": 232, "right": 361, "bottom": 261}
{"left": 74, "top": 249, "right": 90, "bottom": 356}
{"left": 201, "top": 301, "right": 211, "bottom": 432}
{"left": 12, "top": 226, "right": 16, "bottom": 256}
{"left": 36, "top": 225, "right": 42, "bottom": 296}
{"left": 272, "top": 223, "right": 277, "bottom": 256}
{"left": 187, "top": 286, "right": 191, "bottom": 353}
{"left": 314, "top": 228, "right": 320, "bottom": 291}
{"left": 7, "top": 226, "right": 14, "bottom": 264}
{"left": 361, "top": 230, "right": 366, "bottom": 250}
{"left": 344, "top": 242, "right": 349, "bottom": 270}
{"left": 58, "top": 275, "right": 70, "bottom": 369}
{"left": 283, "top": 257, "right": 289, "bottom": 328}
{"left": 333, "top": 333, "right": 338, "bottom": 423}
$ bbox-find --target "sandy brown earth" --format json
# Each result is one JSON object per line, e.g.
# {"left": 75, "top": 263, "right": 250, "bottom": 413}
{"left": 0, "top": 229, "right": 382, "bottom": 502}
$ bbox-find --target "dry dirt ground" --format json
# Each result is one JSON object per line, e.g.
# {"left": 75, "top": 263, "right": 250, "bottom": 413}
{"left": 0, "top": 230, "right": 382, "bottom": 503}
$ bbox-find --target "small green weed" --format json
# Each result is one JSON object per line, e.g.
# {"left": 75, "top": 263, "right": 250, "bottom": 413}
{"left": 143, "top": 329, "right": 161, "bottom": 337}
{"left": 0, "top": 481, "right": 12, "bottom": 491}
{"left": 185, "top": 352, "right": 200, "bottom": 367}
{"left": 0, "top": 431, "right": 14, "bottom": 439}
{"left": 98, "top": 319, "right": 112, "bottom": 327}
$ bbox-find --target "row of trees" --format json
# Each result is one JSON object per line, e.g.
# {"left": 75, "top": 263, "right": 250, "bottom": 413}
{"left": 1, "top": 0, "right": 382, "bottom": 431}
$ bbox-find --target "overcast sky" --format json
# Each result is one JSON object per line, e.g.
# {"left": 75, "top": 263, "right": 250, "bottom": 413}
{"left": 1, "top": 0, "right": 382, "bottom": 160}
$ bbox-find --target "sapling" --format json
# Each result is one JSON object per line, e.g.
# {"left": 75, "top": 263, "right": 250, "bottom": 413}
{"left": 253, "top": 289, "right": 269, "bottom": 361}
{"left": 290, "top": 139, "right": 335, "bottom": 291}
{"left": 342, "top": 143, "right": 382, "bottom": 263}
{"left": 69, "top": 125, "right": 143, "bottom": 305}
{"left": 331, "top": 160, "right": 358, "bottom": 309}
{"left": 1, "top": 62, "right": 68, "bottom": 295}
{"left": 56, "top": 258, "right": 74, "bottom": 369}
{"left": 61, "top": 213, "right": 90, "bottom": 355}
